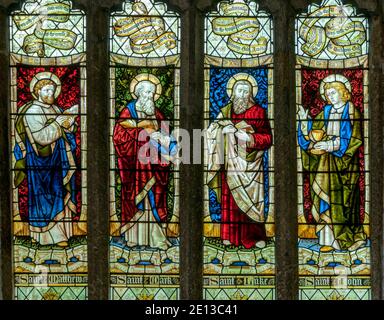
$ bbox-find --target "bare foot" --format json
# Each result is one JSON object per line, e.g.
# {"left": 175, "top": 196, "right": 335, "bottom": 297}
{"left": 223, "top": 240, "right": 231, "bottom": 246}
{"left": 320, "top": 245, "right": 334, "bottom": 252}
{"left": 255, "top": 241, "right": 266, "bottom": 249}
{"left": 57, "top": 241, "right": 68, "bottom": 247}
{"left": 348, "top": 240, "right": 366, "bottom": 252}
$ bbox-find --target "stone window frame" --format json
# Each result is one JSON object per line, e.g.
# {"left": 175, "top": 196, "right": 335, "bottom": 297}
{"left": 0, "top": 0, "right": 382, "bottom": 300}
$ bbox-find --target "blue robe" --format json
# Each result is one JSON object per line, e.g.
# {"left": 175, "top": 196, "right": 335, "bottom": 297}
{"left": 14, "top": 107, "right": 77, "bottom": 230}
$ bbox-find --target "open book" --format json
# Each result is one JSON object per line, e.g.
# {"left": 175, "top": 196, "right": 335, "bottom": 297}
{"left": 150, "top": 131, "right": 178, "bottom": 157}
{"left": 63, "top": 104, "right": 79, "bottom": 115}
{"left": 217, "top": 119, "right": 254, "bottom": 134}
{"left": 235, "top": 120, "right": 254, "bottom": 133}
{"left": 61, "top": 105, "right": 79, "bottom": 124}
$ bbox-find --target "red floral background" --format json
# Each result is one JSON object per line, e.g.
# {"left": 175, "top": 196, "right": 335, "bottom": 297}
{"left": 16, "top": 65, "right": 83, "bottom": 221}
{"left": 301, "top": 68, "right": 366, "bottom": 224}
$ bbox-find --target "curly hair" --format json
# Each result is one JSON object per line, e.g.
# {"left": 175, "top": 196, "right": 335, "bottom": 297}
{"left": 324, "top": 81, "right": 351, "bottom": 104}
{"left": 33, "top": 79, "right": 56, "bottom": 98}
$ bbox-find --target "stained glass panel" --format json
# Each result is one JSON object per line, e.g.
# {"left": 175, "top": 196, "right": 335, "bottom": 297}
{"left": 10, "top": 0, "right": 87, "bottom": 300}
{"left": 296, "top": 0, "right": 370, "bottom": 300}
{"left": 296, "top": 0, "right": 368, "bottom": 60}
{"left": 203, "top": 0, "right": 275, "bottom": 300}
{"left": 11, "top": 0, "right": 85, "bottom": 58}
{"left": 109, "top": 0, "right": 180, "bottom": 300}
{"left": 110, "top": 0, "right": 179, "bottom": 59}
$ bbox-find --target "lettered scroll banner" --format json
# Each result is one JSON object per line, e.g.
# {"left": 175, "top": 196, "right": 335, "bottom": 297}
{"left": 113, "top": 2, "right": 177, "bottom": 55}
{"left": 299, "top": 4, "right": 366, "bottom": 58}
{"left": 211, "top": 2, "right": 268, "bottom": 56}
{"left": 13, "top": 1, "right": 78, "bottom": 57}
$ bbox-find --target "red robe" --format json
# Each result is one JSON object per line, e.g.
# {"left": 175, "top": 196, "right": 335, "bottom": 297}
{"left": 113, "top": 106, "right": 170, "bottom": 230}
{"left": 221, "top": 104, "right": 273, "bottom": 248}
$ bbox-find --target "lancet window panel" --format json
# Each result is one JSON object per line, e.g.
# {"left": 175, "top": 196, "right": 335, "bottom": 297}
{"left": 9, "top": 0, "right": 88, "bottom": 300}
{"left": 203, "top": 0, "right": 275, "bottom": 300}
{"left": 296, "top": 0, "right": 371, "bottom": 301}
{"left": 109, "top": 0, "right": 181, "bottom": 301}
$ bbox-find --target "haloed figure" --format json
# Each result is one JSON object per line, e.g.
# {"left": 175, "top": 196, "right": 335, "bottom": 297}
{"left": 113, "top": 74, "right": 177, "bottom": 250}
{"left": 14, "top": 72, "right": 80, "bottom": 247}
{"left": 297, "top": 75, "right": 367, "bottom": 252}
{"left": 206, "top": 73, "right": 272, "bottom": 249}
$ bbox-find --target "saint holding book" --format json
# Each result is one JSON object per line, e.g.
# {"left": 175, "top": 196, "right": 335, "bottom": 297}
{"left": 205, "top": 73, "right": 273, "bottom": 249}
{"left": 112, "top": 73, "right": 177, "bottom": 250}
{"left": 14, "top": 71, "right": 83, "bottom": 247}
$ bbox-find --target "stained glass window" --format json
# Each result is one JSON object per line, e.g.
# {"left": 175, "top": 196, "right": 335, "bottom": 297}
{"left": 10, "top": 0, "right": 87, "bottom": 300}
{"left": 296, "top": 0, "right": 370, "bottom": 300}
{"left": 203, "top": 0, "right": 275, "bottom": 300}
{"left": 109, "top": 0, "right": 180, "bottom": 300}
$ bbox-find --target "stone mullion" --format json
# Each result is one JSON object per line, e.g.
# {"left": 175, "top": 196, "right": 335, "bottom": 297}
{"left": 0, "top": 2, "right": 13, "bottom": 300}
{"left": 178, "top": 3, "right": 205, "bottom": 300}
{"left": 368, "top": 2, "right": 384, "bottom": 300}
{"left": 86, "top": 0, "right": 111, "bottom": 300}
{"left": 273, "top": 1, "right": 299, "bottom": 300}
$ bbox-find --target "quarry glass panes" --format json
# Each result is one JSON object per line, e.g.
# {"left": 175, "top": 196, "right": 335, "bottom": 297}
{"left": 203, "top": 0, "right": 275, "bottom": 300}
{"left": 109, "top": 0, "right": 181, "bottom": 300}
{"left": 10, "top": 0, "right": 88, "bottom": 300}
{"left": 296, "top": 0, "right": 371, "bottom": 300}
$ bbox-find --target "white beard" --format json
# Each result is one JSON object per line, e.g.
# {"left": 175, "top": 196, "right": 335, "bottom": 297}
{"left": 233, "top": 97, "right": 249, "bottom": 114}
{"left": 136, "top": 96, "right": 155, "bottom": 116}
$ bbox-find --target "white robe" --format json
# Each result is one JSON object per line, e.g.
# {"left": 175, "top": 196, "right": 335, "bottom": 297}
{"left": 205, "top": 112, "right": 265, "bottom": 223}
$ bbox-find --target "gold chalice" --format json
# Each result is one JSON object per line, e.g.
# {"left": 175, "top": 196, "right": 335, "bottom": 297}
{"left": 309, "top": 129, "right": 326, "bottom": 155}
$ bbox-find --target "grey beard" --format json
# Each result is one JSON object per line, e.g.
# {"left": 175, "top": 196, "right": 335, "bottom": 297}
{"left": 233, "top": 97, "right": 249, "bottom": 114}
{"left": 136, "top": 97, "right": 155, "bottom": 116}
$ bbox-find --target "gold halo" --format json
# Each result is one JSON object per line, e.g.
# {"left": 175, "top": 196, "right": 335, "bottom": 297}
{"left": 30, "top": 72, "right": 62, "bottom": 99}
{"left": 226, "top": 73, "right": 258, "bottom": 99}
{"left": 320, "top": 74, "right": 352, "bottom": 102}
{"left": 129, "top": 73, "right": 162, "bottom": 102}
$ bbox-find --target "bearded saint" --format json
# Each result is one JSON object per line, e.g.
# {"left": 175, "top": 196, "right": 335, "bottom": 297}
{"left": 206, "top": 77, "right": 272, "bottom": 249}
{"left": 112, "top": 78, "right": 176, "bottom": 250}
{"left": 14, "top": 72, "right": 83, "bottom": 246}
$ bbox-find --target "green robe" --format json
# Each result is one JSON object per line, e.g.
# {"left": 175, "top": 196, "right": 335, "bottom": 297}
{"left": 299, "top": 102, "right": 366, "bottom": 250}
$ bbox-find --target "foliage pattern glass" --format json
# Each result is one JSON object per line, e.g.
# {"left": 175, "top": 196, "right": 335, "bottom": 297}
{"left": 109, "top": 0, "right": 180, "bottom": 300}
